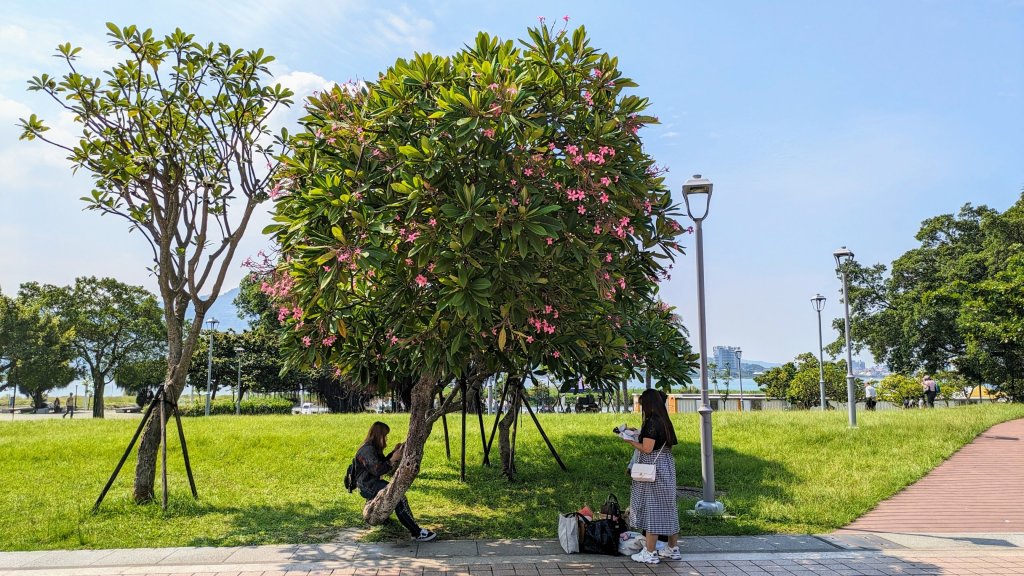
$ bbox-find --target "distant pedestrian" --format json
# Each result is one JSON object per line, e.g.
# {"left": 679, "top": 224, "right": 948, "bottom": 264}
{"left": 865, "top": 383, "right": 877, "bottom": 411}
{"left": 62, "top": 393, "right": 74, "bottom": 419}
{"left": 922, "top": 375, "right": 937, "bottom": 408}
{"left": 53, "top": 398, "right": 61, "bottom": 413}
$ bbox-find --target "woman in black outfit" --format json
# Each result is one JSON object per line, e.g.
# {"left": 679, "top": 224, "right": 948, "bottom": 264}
{"left": 355, "top": 421, "right": 436, "bottom": 542}
{"left": 621, "top": 389, "right": 680, "bottom": 564}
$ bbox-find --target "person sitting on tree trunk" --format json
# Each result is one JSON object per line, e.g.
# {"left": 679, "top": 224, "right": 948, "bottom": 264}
{"left": 354, "top": 421, "right": 436, "bottom": 542}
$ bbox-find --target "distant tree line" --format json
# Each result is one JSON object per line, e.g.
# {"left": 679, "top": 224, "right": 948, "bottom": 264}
{"left": 831, "top": 195, "right": 1024, "bottom": 402}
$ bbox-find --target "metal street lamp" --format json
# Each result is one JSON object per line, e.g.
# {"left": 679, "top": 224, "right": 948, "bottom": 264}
{"left": 833, "top": 247, "right": 857, "bottom": 427}
{"left": 234, "top": 346, "right": 244, "bottom": 416}
{"left": 204, "top": 318, "right": 219, "bottom": 416}
{"left": 811, "top": 294, "right": 827, "bottom": 411}
{"left": 736, "top": 347, "right": 743, "bottom": 411}
{"left": 682, "top": 174, "right": 725, "bottom": 516}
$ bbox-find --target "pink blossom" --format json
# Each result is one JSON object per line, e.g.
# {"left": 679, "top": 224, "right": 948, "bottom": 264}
{"left": 599, "top": 192, "right": 609, "bottom": 204}
{"left": 323, "top": 335, "right": 337, "bottom": 346}
{"left": 429, "top": 218, "right": 437, "bottom": 227}
{"left": 390, "top": 335, "right": 399, "bottom": 344}
{"left": 545, "top": 305, "right": 553, "bottom": 314}
{"left": 405, "top": 258, "right": 414, "bottom": 266}
{"left": 562, "top": 15, "right": 569, "bottom": 22}
{"left": 546, "top": 237, "right": 553, "bottom": 245}
{"left": 482, "top": 127, "right": 496, "bottom": 139}
{"left": 605, "top": 253, "right": 612, "bottom": 262}
{"left": 406, "top": 231, "right": 420, "bottom": 243}
{"left": 538, "top": 16, "right": 546, "bottom": 23}
{"left": 323, "top": 265, "right": 332, "bottom": 272}
{"left": 488, "top": 82, "right": 500, "bottom": 91}
{"left": 510, "top": 179, "right": 518, "bottom": 187}
{"left": 415, "top": 274, "right": 428, "bottom": 287}
{"left": 302, "top": 336, "right": 312, "bottom": 348}
{"left": 511, "top": 198, "right": 519, "bottom": 206}
{"left": 577, "top": 204, "right": 586, "bottom": 215}
{"left": 600, "top": 176, "right": 611, "bottom": 187}
{"left": 524, "top": 168, "right": 533, "bottom": 176}
{"left": 553, "top": 350, "right": 561, "bottom": 358}
{"left": 526, "top": 336, "right": 534, "bottom": 343}
{"left": 428, "top": 262, "right": 436, "bottom": 272}
{"left": 333, "top": 367, "right": 342, "bottom": 378}
{"left": 593, "top": 68, "right": 602, "bottom": 78}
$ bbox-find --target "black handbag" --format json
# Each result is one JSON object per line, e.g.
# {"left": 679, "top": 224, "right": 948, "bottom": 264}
{"left": 579, "top": 516, "right": 622, "bottom": 556}
{"left": 599, "top": 493, "right": 621, "bottom": 519}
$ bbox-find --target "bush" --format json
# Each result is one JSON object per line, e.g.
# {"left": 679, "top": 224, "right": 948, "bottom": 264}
{"left": 179, "top": 396, "right": 293, "bottom": 416}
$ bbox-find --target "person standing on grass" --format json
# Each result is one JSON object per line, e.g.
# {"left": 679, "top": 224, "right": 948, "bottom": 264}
{"left": 621, "top": 388, "right": 680, "bottom": 564}
{"left": 62, "top": 393, "right": 74, "bottom": 419}
{"left": 922, "top": 375, "right": 937, "bottom": 408}
{"left": 865, "top": 382, "right": 877, "bottom": 411}
{"left": 354, "top": 421, "right": 436, "bottom": 542}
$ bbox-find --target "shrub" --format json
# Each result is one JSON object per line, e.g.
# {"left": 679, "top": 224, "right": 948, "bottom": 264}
{"left": 179, "top": 396, "right": 294, "bottom": 416}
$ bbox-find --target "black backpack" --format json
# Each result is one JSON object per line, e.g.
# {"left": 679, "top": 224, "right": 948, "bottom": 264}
{"left": 344, "top": 456, "right": 360, "bottom": 493}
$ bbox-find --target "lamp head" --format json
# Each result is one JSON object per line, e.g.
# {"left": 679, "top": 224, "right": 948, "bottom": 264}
{"left": 682, "top": 174, "right": 713, "bottom": 221}
{"left": 234, "top": 346, "right": 244, "bottom": 353}
{"left": 811, "top": 293, "right": 826, "bottom": 311}
{"left": 833, "top": 246, "right": 855, "bottom": 268}
{"left": 206, "top": 317, "right": 219, "bottom": 329}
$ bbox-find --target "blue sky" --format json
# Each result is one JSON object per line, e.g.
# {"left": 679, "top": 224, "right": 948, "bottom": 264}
{"left": 1, "top": 0, "right": 1021, "bottom": 365}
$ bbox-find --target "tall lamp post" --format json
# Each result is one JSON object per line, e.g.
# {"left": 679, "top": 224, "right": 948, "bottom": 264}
{"left": 683, "top": 174, "right": 725, "bottom": 516}
{"left": 833, "top": 247, "right": 857, "bottom": 427}
{"left": 204, "top": 318, "right": 219, "bottom": 416}
{"left": 811, "top": 294, "right": 827, "bottom": 411}
{"left": 234, "top": 346, "right": 244, "bottom": 416}
{"left": 736, "top": 347, "right": 744, "bottom": 411}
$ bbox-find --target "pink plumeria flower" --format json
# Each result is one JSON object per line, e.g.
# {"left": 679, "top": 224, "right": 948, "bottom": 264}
{"left": 415, "top": 274, "right": 428, "bottom": 287}
{"left": 553, "top": 350, "right": 561, "bottom": 358}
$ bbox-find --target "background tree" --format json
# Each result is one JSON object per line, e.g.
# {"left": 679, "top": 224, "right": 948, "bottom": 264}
{"left": 20, "top": 24, "right": 293, "bottom": 501}
{"left": 834, "top": 197, "right": 1024, "bottom": 402}
{"left": 754, "top": 352, "right": 858, "bottom": 409}
{"left": 114, "top": 357, "right": 166, "bottom": 405}
{"left": 266, "top": 24, "right": 686, "bottom": 522}
{"left": 621, "top": 300, "right": 698, "bottom": 408}
{"left": 876, "top": 374, "right": 921, "bottom": 407}
{"left": 0, "top": 290, "right": 77, "bottom": 408}
{"left": 19, "top": 277, "right": 164, "bottom": 417}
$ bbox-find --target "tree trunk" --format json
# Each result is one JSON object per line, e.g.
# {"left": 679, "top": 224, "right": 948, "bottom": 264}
{"left": 92, "top": 369, "right": 106, "bottom": 419}
{"left": 497, "top": 377, "right": 522, "bottom": 477}
{"left": 133, "top": 306, "right": 199, "bottom": 503}
{"left": 363, "top": 373, "right": 437, "bottom": 525}
{"left": 621, "top": 380, "right": 630, "bottom": 412}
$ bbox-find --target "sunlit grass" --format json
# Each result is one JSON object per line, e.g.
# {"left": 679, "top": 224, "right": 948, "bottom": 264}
{"left": 0, "top": 404, "right": 1021, "bottom": 550}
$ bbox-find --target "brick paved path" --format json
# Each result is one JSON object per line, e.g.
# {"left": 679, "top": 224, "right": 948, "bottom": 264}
{"left": 843, "top": 418, "right": 1024, "bottom": 534}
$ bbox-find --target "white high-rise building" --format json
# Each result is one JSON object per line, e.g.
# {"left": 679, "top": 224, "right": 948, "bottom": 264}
{"left": 713, "top": 346, "right": 741, "bottom": 376}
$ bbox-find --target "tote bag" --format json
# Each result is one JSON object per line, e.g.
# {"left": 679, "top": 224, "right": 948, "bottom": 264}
{"left": 558, "top": 512, "right": 581, "bottom": 553}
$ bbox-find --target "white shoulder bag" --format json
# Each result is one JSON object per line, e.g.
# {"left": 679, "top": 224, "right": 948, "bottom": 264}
{"left": 630, "top": 446, "right": 664, "bottom": 483}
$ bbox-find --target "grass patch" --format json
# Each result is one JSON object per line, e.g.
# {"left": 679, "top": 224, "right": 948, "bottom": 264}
{"left": 0, "top": 405, "right": 1021, "bottom": 550}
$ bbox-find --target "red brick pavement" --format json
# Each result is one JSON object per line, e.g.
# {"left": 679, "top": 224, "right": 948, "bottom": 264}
{"left": 843, "top": 418, "right": 1024, "bottom": 534}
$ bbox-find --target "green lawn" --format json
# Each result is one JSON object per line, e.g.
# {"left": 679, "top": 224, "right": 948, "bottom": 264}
{"left": 0, "top": 405, "right": 1021, "bottom": 550}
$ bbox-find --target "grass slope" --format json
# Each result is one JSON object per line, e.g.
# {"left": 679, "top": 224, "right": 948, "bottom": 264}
{"left": 0, "top": 405, "right": 1021, "bottom": 550}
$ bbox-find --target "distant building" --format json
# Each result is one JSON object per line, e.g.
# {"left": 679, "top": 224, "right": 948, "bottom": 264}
{"left": 713, "top": 346, "right": 741, "bottom": 376}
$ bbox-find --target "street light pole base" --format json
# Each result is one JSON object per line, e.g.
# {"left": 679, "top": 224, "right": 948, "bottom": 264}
{"left": 695, "top": 500, "right": 725, "bottom": 517}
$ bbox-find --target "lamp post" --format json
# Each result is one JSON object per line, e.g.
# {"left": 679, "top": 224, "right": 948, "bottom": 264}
{"left": 234, "top": 346, "right": 244, "bottom": 416}
{"left": 736, "top": 347, "right": 743, "bottom": 411}
{"left": 683, "top": 174, "right": 725, "bottom": 516}
{"left": 811, "top": 294, "right": 827, "bottom": 411}
{"left": 833, "top": 247, "right": 857, "bottom": 427}
{"left": 204, "top": 318, "right": 219, "bottom": 416}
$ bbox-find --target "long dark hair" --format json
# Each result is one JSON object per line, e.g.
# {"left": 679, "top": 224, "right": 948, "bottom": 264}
{"left": 639, "top": 389, "right": 677, "bottom": 447}
{"left": 363, "top": 421, "right": 390, "bottom": 452}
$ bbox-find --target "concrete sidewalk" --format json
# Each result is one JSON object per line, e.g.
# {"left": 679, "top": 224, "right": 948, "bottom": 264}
{"left": 2, "top": 533, "right": 1024, "bottom": 575}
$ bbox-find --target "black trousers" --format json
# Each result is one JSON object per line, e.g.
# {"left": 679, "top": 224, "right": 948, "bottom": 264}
{"left": 925, "top": 391, "right": 936, "bottom": 407}
{"left": 360, "top": 479, "right": 420, "bottom": 536}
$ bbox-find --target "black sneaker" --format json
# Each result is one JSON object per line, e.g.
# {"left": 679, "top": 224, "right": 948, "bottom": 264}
{"left": 414, "top": 529, "right": 437, "bottom": 542}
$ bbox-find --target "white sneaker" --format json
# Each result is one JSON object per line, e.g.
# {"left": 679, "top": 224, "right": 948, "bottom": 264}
{"left": 659, "top": 545, "right": 682, "bottom": 560}
{"left": 631, "top": 548, "right": 660, "bottom": 564}
{"left": 414, "top": 529, "right": 436, "bottom": 542}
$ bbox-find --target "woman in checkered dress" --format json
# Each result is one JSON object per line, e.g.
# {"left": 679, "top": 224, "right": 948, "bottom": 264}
{"left": 621, "top": 388, "right": 680, "bottom": 563}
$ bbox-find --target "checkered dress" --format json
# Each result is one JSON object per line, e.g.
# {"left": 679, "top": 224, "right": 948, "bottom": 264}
{"left": 629, "top": 448, "right": 679, "bottom": 535}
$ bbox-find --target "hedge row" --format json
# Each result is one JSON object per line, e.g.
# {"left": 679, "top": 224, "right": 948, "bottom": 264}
{"left": 179, "top": 396, "right": 294, "bottom": 416}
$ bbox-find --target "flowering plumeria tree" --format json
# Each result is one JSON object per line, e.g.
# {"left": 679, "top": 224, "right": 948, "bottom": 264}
{"left": 267, "top": 22, "right": 687, "bottom": 522}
